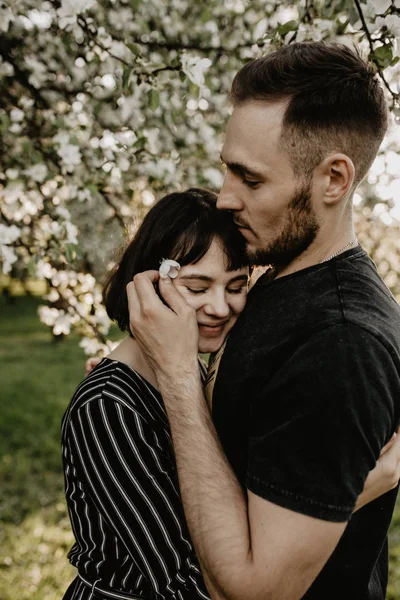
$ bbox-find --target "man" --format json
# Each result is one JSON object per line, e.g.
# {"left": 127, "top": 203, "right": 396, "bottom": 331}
{"left": 127, "top": 42, "right": 400, "bottom": 599}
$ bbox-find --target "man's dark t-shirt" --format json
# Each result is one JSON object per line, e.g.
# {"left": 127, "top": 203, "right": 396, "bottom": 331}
{"left": 212, "top": 247, "right": 400, "bottom": 599}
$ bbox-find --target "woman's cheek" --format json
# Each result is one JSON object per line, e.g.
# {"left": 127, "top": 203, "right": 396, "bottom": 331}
{"left": 173, "top": 284, "right": 202, "bottom": 311}
{"left": 234, "top": 293, "right": 247, "bottom": 316}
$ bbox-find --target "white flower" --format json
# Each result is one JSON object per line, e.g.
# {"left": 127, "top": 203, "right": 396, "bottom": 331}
{"left": 181, "top": 54, "right": 212, "bottom": 88}
{"left": 0, "top": 8, "right": 14, "bottom": 33}
{"left": 55, "top": 206, "right": 71, "bottom": 220}
{"left": 203, "top": 167, "right": 224, "bottom": 188}
{"left": 0, "top": 245, "right": 18, "bottom": 274}
{"left": 65, "top": 221, "right": 78, "bottom": 245}
{"left": 23, "top": 163, "right": 48, "bottom": 183}
{"left": 57, "top": 144, "right": 82, "bottom": 171}
{"left": 38, "top": 305, "right": 59, "bottom": 326}
{"left": 5, "top": 168, "right": 20, "bottom": 180}
{"left": 375, "top": 14, "right": 400, "bottom": 36}
{"left": 53, "top": 131, "right": 70, "bottom": 146}
{"left": 159, "top": 258, "right": 181, "bottom": 279}
{"left": 57, "top": 0, "right": 97, "bottom": 29}
{"left": 369, "top": 0, "right": 392, "bottom": 13}
{"left": 145, "top": 158, "right": 176, "bottom": 183}
{"left": 36, "top": 260, "right": 54, "bottom": 279}
{"left": 53, "top": 312, "right": 72, "bottom": 336}
{"left": 0, "top": 59, "right": 14, "bottom": 77}
{"left": 0, "top": 224, "right": 21, "bottom": 245}
{"left": 10, "top": 108, "right": 24, "bottom": 122}
{"left": 24, "top": 56, "right": 48, "bottom": 88}
{"left": 79, "top": 336, "right": 105, "bottom": 356}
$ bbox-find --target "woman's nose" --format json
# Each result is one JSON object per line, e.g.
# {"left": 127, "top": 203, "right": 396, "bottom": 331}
{"left": 204, "top": 292, "right": 230, "bottom": 319}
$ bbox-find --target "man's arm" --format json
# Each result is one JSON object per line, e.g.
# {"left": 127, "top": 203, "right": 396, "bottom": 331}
{"left": 127, "top": 273, "right": 347, "bottom": 600}
{"left": 154, "top": 367, "right": 346, "bottom": 600}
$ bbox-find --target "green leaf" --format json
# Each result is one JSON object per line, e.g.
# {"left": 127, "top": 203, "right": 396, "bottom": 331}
{"left": 277, "top": 20, "right": 298, "bottom": 37}
{"left": 87, "top": 183, "right": 98, "bottom": 195}
{"left": 189, "top": 81, "right": 200, "bottom": 98}
{"left": 27, "top": 257, "right": 37, "bottom": 278}
{"left": 201, "top": 7, "right": 213, "bottom": 22}
{"left": 0, "top": 113, "right": 9, "bottom": 131}
{"left": 126, "top": 42, "right": 141, "bottom": 57}
{"left": 131, "top": 0, "right": 141, "bottom": 10}
{"left": 371, "top": 44, "right": 393, "bottom": 69}
{"left": 64, "top": 244, "right": 83, "bottom": 264}
{"left": 147, "top": 89, "right": 160, "bottom": 112}
{"left": 23, "top": 139, "right": 32, "bottom": 155}
{"left": 65, "top": 244, "right": 76, "bottom": 264}
{"left": 122, "top": 66, "right": 132, "bottom": 92}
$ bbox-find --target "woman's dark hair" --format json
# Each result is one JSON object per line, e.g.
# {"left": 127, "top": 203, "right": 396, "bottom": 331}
{"left": 103, "top": 188, "right": 248, "bottom": 333}
{"left": 230, "top": 42, "right": 388, "bottom": 187}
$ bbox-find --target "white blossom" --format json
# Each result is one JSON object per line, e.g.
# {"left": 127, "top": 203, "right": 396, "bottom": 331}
{"left": 24, "top": 56, "right": 48, "bottom": 88}
{"left": 181, "top": 54, "right": 212, "bottom": 88}
{"left": 203, "top": 167, "right": 224, "bottom": 188}
{"left": 5, "top": 168, "right": 20, "bottom": 180}
{"left": 159, "top": 258, "right": 181, "bottom": 279}
{"left": 145, "top": 159, "right": 177, "bottom": 184}
{"left": 0, "top": 8, "right": 14, "bottom": 33}
{"left": 57, "top": 144, "right": 82, "bottom": 172}
{"left": 79, "top": 336, "right": 106, "bottom": 356}
{"left": 65, "top": 221, "right": 79, "bottom": 245}
{"left": 0, "top": 224, "right": 21, "bottom": 245}
{"left": 57, "top": 0, "right": 97, "bottom": 30}
{"left": 35, "top": 260, "right": 54, "bottom": 280}
{"left": 10, "top": 108, "right": 24, "bottom": 122}
{"left": 0, "top": 245, "right": 18, "bottom": 274}
{"left": 0, "top": 59, "right": 14, "bottom": 77}
{"left": 38, "top": 305, "right": 59, "bottom": 327}
{"left": 53, "top": 313, "right": 73, "bottom": 336}
{"left": 23, "top": 163, "right": 48, "bottom": 183}
{"left": 369, "top": 0, "right": 392, "bottom": 13}
{"left": 376, "top": 15, "right": 400, "bottom": 37}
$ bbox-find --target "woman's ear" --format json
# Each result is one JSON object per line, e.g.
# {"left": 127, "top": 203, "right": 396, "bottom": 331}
{"left": 318, "top": 153, "right": 355, "bottom": 206}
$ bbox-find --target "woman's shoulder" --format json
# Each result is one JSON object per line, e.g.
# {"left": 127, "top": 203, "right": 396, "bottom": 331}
{"left": 63, "top": 358, "right": 167, "bottom": 429}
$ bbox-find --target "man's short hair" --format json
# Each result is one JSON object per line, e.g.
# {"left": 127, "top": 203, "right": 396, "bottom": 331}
{"left": 230, "top": 42, "right": 388, "bottom": 188}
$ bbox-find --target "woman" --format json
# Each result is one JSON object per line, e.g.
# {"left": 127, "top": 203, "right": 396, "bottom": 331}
{"left": 61, "top": 189, "right": 248, "bottom": 600}
{"left": 62, "top": 188, "right": 399, "bottom": 600}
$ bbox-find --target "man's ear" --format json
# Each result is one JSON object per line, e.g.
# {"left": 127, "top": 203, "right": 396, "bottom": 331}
{"left": 317, "top": 153, "right": 355, "bottom": 206}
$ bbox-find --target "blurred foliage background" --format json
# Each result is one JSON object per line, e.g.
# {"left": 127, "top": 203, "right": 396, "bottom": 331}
{"left": 2, "top": 0, "right": 400, "bottom": 598}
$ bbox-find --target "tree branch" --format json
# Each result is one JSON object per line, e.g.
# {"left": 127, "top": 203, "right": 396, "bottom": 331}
{"left": 353, "top": 0, "right": 399, "bottom": 106}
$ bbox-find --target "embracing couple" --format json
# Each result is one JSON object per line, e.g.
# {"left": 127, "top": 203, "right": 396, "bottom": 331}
{"left": 62, "top": 42, "right": 400, "bottom": 600}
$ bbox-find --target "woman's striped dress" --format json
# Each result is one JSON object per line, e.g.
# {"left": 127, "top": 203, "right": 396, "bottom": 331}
{"left": 61, "top": 357, "right": 210, "bottom": 600}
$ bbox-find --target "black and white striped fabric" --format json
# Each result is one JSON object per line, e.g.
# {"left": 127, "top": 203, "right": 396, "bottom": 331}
{"left": 61, "top": 357, "right": 210, "bottom": 600}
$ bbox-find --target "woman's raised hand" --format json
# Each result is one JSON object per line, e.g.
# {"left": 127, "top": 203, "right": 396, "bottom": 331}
{"left": 356, "top": 428, "right": 400, "bottom": 511}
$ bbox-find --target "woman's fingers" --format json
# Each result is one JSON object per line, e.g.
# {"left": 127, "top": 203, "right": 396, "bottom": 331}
{"left": 380, "top": 432, "right": 397, "bottom": 456}
{"left": 85, "top": 357, "right": 101, "bottom": 375}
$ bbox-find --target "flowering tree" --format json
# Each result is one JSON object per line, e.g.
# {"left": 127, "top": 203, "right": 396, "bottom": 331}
{"left": 1, "top": 0, "right": 400, "bottom": 355}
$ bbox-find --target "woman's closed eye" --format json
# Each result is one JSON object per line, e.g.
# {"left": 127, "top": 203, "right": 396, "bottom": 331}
{"left": 186, "top": 287, "right": 208, "bottom": 294}
{"left": 185, "top": 286, "right": 246, "bottom": 295}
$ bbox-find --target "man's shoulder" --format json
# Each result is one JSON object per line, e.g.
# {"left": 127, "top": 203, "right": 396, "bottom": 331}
{"left": 225, "top": 248, "right": 400, "bottom": 369}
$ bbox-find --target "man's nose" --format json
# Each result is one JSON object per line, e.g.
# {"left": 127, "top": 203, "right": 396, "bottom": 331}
{"left": 217, "top": 172, "right": 243, "bottom": 212}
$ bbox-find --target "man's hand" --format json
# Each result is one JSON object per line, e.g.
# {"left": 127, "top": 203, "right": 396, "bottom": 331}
{"left": 126, "top": 270, "right": 199, "bottom": 379}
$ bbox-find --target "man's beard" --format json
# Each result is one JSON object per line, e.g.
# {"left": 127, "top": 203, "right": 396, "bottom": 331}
{"left": 245, "top": 182, "right": 320, "bottom": 269}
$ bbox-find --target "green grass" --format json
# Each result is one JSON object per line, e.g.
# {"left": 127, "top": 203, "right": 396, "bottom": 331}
{"left": 0, "top": 296, "right": 88, "bottom": 599}
{"left": 1, "top": 296, "right": 400, "bottom": 599}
